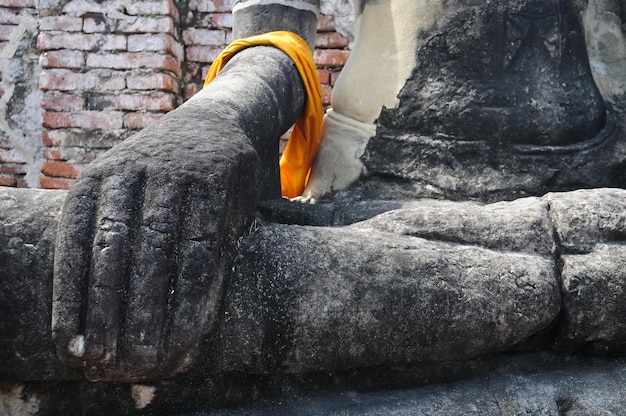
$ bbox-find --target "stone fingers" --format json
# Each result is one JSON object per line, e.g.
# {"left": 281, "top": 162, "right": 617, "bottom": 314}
{"left": 52, "top": 176, "right": 101, "bottom": 368}
{"left": 161, "top": 187, "right": 224, "bottom": 374}
{"left": 82, "top": 173, "right": 144, "bottom": 371}
{"left": 53, "top": 171, "right": 147, "bottom": 375}
{"left": 78, "top": 173, "right": 231, "bottom": 381}
{"left": 89, "top": 174, "right": 187, "bottom": 381}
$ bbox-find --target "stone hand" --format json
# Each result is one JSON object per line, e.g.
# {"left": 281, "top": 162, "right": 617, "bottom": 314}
{"left": 50, "top": 44, "right": 306, "bottom": 382}
{"left": 51, "top": 91, "right": 261, "bottom": 382}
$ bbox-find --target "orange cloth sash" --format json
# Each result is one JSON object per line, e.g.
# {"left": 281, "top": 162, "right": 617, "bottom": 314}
{"left": 203, "top": 31, "right": 323, "bottom": 198}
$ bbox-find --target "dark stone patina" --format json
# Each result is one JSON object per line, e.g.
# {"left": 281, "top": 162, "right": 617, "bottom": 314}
{"left": 360, "top": 0, "right": 626, "bottom": 201}
{"left": 3, "top": 0, "right": 626, "bottom": 414}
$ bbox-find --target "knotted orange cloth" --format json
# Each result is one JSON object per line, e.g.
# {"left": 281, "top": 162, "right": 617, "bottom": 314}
{"left": 203, "top": 31, "right": 323, "bottom": 198}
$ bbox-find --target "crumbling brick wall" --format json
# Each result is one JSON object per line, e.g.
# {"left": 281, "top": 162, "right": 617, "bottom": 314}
{"left": 0, "top": 0, "right": 39, "bottom": 188}
{"left": 0, "top": 0, "right": 351, "bottom": 189}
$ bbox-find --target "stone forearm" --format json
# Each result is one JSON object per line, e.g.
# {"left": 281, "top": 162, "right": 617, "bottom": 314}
{"left": 179, "top": 45, "right": 308, "bottom": 199}
{"left": 233, "top": 0, "right": 320, "bottom": 50}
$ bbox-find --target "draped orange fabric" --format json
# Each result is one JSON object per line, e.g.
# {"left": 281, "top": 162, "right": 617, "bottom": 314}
{"left": 203, "top": 31, "right": 323, "bottom": 198}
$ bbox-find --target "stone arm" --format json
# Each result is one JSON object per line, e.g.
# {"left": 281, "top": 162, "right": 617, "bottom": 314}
{"left": 51, "top": 0, "right": 319, "bottom": 382}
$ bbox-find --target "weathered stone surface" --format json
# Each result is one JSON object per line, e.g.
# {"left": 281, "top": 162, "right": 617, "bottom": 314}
{"left": 201, "top": 354, "right": 626, "bottom": 416}
{"left": 233, "top": 0, "right": 319, "bottom": 50}
{"left": 5, "top": 187, "right": 626, "bottom": 383}
{"left": 546, "top": 187, "right": 626, "bottom": 253}
{"left": 3, "top": 2, "right": 626, "bottom": 416}
{"left": 548, "top": 189, "right": 626, "bottom": 353}
{"left": 0, "top": 188, "right": 77, "bottom": 381}
{"left": 353, "top": 0, "right": 626, "bottom": 202}
{"left": 3, "top": 186, "right": 626, "bottom": 414}
{"left": 361, "top": 121, "right": 626, "bottom": 202}
{"left": 377, "top": 0, "right": 604, "bottom": 145}
{"left": 49, "top": 45, "right": 306, "bottom": 383}
{"left": 213, "top": 223, "right": 559, "bottom": 374}
{"left": 353, "top": 197, "right": 555, "bottom": 255}
{"left": 4, "top": 353, "right": 626, "bottom": 415}
{"left": 558, "top": 244, "right": 626, "bottom": 353}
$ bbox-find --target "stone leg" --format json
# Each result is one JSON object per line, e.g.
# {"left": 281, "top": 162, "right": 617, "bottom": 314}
{"left": 3, "top": 188, "right": 626, "bottom": 382}
{"left": 0, "top": 188, "right": 76, "bottom": 381}
{"left": 213, "top": 223, "right": 561, "bottom": 374}
{"left": 211, "top": 188, "right": 626, "bottom": 375}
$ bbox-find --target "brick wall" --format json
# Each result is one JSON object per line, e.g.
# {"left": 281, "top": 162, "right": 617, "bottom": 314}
{"left": 0, "top": 0, "right": 351, "bottom": 189}
{"left": 0, "top": 0, "right": 38, "bottom": 187}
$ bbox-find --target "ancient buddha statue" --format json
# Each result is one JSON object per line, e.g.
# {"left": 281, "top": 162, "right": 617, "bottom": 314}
{"left": 2, "top": 0, "right": 626, "bottom": 413}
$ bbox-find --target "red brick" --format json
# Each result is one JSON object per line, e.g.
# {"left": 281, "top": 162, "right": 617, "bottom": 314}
{"left": 200, "top": 65, "right": 212, "bottom": 81}
{"left": 40, "top": 50, "right": 85, "bottom": 69}
{"left": 0, "top": 0, "right": 35, "bottom": 8}
{"left": 92, "top": 93, "right": 176, "bottom": 111}
{"left": 317, "top": 15, "right": 335, "bottom": 32}
{"left": 84, "top": 150, "right": 100, "bottom": 162}
{"left": 0, "top": 8, "right": 34, "bottom": 25}
{"left": 82, "top": 16, "right": 105, "bottom": 33}
{"left": 41, "top": 160, "right": 81, "bottom": 178}
{"left": 56, "top": 146, "right": 88, "bottom": 162}
{"left": 71, "top": 111, "right": 124, "bottom": 129}
{"left": 189, "top": 0, "right": 232, "bottom": 13}
{"left": 40, "top": 175, "right": 74, "bottom": 189}
{"left": 185, "top": 46, "right": 222, "bottom": 63}
{"left": 125, "top": 112, "right": 164, "bottom": 130}
{"left": 41, "top": 92, "right": 84, "bottom": 111}
{"left": 0, "top": 175, "right": 16, "bottom": 187}
{"left": 44, "top": 148, "right": 66, "bottom": 161}
{"left": 16, "top": 177, "right": 27, "bottom": 188}
{"left": 84, "top": 16, "right": 178, "bottom": 35}
{"left": 42, "top": 112, "right": 71, "bottom": 128}
{"left": 314, "top": 49, "right": 350, "bottom": 67}
{"left": 42, "top": 129, "right": 67, "bottom": 146}
{"left": 184, "top": 83, "right": 201, "bottom": 101}
{"left": 61, "top": 1, "right": 127, "bottom": 16}
{"left": 210, "top": 13, "right": 233, "bottom": 29}
{"left": 45, "top": 128, "right": 128, "bottom": 149}
{"left": 40, "top": 70, "right": 126, "bottom": 92}
{"left": 317, "top": 68, "right": 330, "bottom": 85}
{"left": 0, "top": 24, "right": 16, "bottom": 41}
{"left": 330, "top": 70, "right": 342, "bottom": 86}
{"left": 37, "top": 33, "right": 126, "bottom": 51}
{"left": 2, "top": 162, "right": 26, "bottom": 175}
{"left": 321, "top": 84, "right": 332, "bottom": 106}
{"left": 39, "top": 16, "right": 83, "bottom": 32}
{"left": 182, "top": 61, "right": 201, "bottom": 81}
{"left": 127, "top": 33, "right": 184, "bottom": 60}
{"left": 43, "top": 110, "right": 124, "bottom": 129}
{"left": 127, "top": 73, "right": 179, "bottom": 93}
{"left": 316, "top": 32, "right": 349, "bottom": 49}
{"left": 119, "top": 16, "right": 175, "bottom": 34}
{"left": 126, "top": 1, "right": 180, "bottom": 17}
{"left": 86, "top": 53, "right": 182, "bottom": 77}
{"left": 0, "top": 148, "right": 25, "bottom": 163}
{"left": 182, "top": 28, "right": 226, "bottom": 46}
{"left": 0, "top": 11, "right": 15, "bottom": 26}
